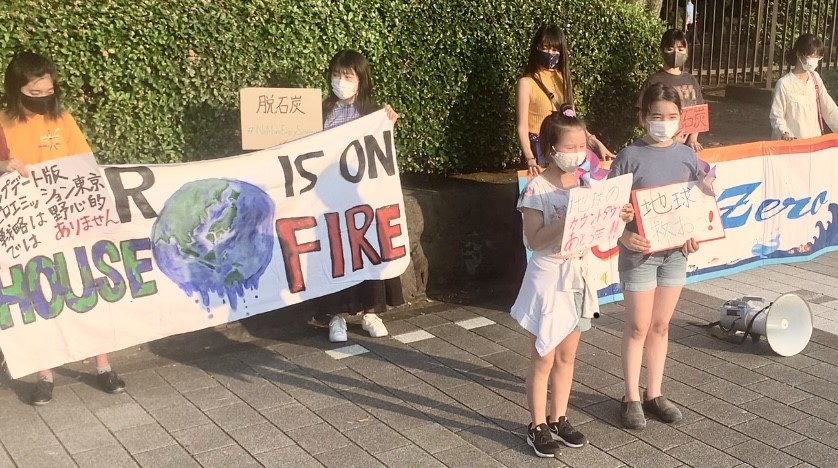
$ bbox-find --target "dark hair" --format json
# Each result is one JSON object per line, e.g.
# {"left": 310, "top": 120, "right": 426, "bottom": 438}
{"left": 660, "top": 29, "right": 688, "bottom": 50}
{"left": 323, "top": 50, "right": 380, "bottom": 120}
{"left": 523, "top": 24, "right": 575, "bottom": 106}
{"left": 538, "top": 103, "right": 587, "bottom": 164}
{"left": 639, "top": 83, "right": 682, "bottom": 118}
{"left": 785, "top": 33, "right": 824, "bottom": 65}
{"left": 4, "top": 51, "right": 63, "bottom": 121}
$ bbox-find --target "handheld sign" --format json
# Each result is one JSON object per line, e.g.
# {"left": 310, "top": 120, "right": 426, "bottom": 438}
{"left": 633, "top": 180, "right": 724, "bottom": 253}
{"left": 240, "top": 87, "right": 323, "bottom": 150}
{"left": 679, "top": 104, "right": 710, "bottom": 135}
{"left": 561, "top": 174, "right": 633, "bottom": 255}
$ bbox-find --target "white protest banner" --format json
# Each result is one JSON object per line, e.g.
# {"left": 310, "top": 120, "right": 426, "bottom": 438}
{"left": 519, "top": 134, "right": 838, "bottom": 305}
{"left": 240, "top": 87, "right": 323, "bottom": 149}
{"left": 560, "top": 174, "right": 633, "bottom": 255}
{"left": 0, "top": 110, "right": 408, "bottom": 378}
{"left": 0, "top": 172, "right": 41, "bottom": 264}
{"left": 632, "top": 181, "right": 725, "bottom": 253}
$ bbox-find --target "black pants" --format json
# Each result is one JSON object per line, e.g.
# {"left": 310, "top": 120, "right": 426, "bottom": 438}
{"left": 313, "top": 278, "right": 405, "bottom": 322}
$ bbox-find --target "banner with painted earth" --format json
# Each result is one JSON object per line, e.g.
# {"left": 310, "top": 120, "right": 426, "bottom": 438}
{"left": 0, "top": 110, "right": 409, "bottom": 378}
{"left": 518, "top": 134, "right": 838, "bottom": 305}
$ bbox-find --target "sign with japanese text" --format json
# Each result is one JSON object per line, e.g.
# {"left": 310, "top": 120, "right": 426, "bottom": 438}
{"left": 239, "top": 87, "right": 323, "bottom": 150}
{"left": 632, "top": 180, "right": 724, "bottom": 252}
{"left": 0, "top": 110, "right": 408, "bottom": 378}
{"left": 561, "top": 174, "right": 633, "bottom": 255}
{"left": 679, "top": 104, "right": 710, "bottom": 135}
{"left": 0, "top": 155, "right": 118, "bottom": 265}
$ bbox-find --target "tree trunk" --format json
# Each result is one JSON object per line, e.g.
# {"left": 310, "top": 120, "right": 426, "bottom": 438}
{"left": 645, "top": 0, "right": 664, "bottom": 17}
{"left": 624, "top": 0, "right": 664, "bottom": 17}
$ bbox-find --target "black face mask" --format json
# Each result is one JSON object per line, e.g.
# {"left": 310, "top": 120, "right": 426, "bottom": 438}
{"left": 536, "top": 50, "right": 561, "bottom": 69}
{"left": 663, "top": 51, "right": 688, "bottom": 68}
{"left": 20, "top": 94, "right": 56, "bottom": 115}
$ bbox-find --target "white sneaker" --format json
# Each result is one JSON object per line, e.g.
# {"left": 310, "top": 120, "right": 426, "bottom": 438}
{"left": 361, "top": 314, "right": 388, "bottom": 338}
{"left": 329, "top": 316, "right": 347, "bottom": 342}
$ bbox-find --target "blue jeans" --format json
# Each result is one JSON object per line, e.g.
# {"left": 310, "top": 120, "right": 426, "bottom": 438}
{"left": 619, "top": 250, "right": 688, "bottom": 292}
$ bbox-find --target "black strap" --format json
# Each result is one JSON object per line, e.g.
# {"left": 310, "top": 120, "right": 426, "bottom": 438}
{"left": 689, "top": 302, "right": 772, "bottom": 345}
{"left": 530, "top": 74, "right": 562, "bottom": 110}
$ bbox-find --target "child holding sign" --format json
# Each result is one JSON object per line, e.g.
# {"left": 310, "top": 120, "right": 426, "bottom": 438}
{"left": 512, "top": 107, "right": 633, "bottom": 457}
{"left": 609, "top": 83, "right": 701, "bottom": 430}
{"left": 770, "top": 34, "right": 838, "bottom": 140}
{"left": 636, "top": 29, "right": 705, "bottom": 152}
{"left": 317, "top": 50, "right": 402, "bottom": 342}
{"left": 0, "top": 51, "right": 126, "bottom": 405}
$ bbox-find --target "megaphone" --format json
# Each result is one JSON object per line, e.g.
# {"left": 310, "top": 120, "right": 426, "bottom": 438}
{"left": 718, "top": 294, "right": 813, "bottom": 356}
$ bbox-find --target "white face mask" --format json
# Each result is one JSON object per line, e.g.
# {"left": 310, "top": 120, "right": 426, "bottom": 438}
{"left": 331, "top": 79, "right": 358, "bottom": 100}
{"left": 550, "top": 149, "right": 586, "bottom": 173}
{"left": 801, "top": 56, "right": 821, "bottom": 72}
{"left": 648, "top": 120, "right": 680, "bottom": 142}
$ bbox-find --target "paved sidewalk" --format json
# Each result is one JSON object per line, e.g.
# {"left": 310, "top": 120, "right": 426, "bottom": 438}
{"left": 2, "top": 253, "right": 838, "bottom": 467}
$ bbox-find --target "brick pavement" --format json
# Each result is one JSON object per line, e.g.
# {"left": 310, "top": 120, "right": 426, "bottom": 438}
{"left": 2, "top": 252, "right": 838, "bottom": 467}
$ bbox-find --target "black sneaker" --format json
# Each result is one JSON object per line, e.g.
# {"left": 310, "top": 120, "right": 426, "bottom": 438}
{"left": 527, "top": 423, "right": 562, "bottom": 458}
{"left": 98, "top": 371, "right": 126, "bottom": 394}
{"left": 548, "top": 416, "right": 588, "bottom": 448}
{"left": 30, "top": 379, "right": 53, "bottom": 406}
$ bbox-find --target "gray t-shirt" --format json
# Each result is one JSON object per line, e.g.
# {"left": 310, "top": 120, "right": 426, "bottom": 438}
{"left": 608, "top": 139, "right": 701, "bottom": 271}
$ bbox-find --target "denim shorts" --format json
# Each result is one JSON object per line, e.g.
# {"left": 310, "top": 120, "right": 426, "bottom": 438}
{"left": 619, "top": 250, "right": 688, "bottom": 292}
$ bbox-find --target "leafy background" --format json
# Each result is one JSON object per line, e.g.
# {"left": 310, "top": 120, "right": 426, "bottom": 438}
{"left": 0, "top": 0, "right": 663, "bottom": 173}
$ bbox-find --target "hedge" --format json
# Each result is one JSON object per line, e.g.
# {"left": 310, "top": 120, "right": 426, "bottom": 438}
{"left": 0, "top": 0, "right": 663, "bottom": 173}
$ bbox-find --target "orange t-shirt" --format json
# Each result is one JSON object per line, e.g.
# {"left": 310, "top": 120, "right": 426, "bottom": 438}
{"left": 526, "top": 69, "right": 566, "bottom": 134}
{"left": 0, "top": 127, "right": 8, "bottom": 161}
{"left": 0, "top": 111, "right": 92, "bottom": 164}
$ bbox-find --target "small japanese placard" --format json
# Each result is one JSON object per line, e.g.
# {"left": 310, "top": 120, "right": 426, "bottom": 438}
{"left": 240, "top": 87, "right": 323, "bottom": 150}
{"left": 679, "top": 104, "right": 710, "bottom": 135}
{"left": 633, "top": 180, "right": 725, "bottom": 253}
{"left": 0, "top": 154, "right": 118, "bottom": 265}
{"left": 561, "top": 174, "right": 634, "bottom": 255}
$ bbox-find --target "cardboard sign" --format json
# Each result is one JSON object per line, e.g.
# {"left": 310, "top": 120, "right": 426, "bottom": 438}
{"left": 561, "top": 174, "right": 633, "bottom": 255}
{"left": 633, "top": 180, "right": 725, "bottom": 253}
{"left": 679, "top": 104, "right": 710, "bottom": 135}
{"left": 240, "top": 87, "right": 323, "bottom": 149}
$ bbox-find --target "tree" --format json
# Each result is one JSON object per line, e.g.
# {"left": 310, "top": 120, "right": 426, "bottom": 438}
{"left": 625, "top": 0, "right": 664, "bottom": 17}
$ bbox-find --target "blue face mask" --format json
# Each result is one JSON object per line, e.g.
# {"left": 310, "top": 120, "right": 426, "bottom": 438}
{"left": 537, "top": 50, "right": 561, "bottom": 69}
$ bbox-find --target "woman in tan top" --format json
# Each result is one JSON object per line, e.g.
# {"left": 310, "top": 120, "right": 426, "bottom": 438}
{"left": 516, "top": 25, "right": 613, "bottom": 176}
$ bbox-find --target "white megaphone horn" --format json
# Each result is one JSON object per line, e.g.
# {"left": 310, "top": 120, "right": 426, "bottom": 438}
{"left": 717, "top": 294, "right": 813, "bottom": 356}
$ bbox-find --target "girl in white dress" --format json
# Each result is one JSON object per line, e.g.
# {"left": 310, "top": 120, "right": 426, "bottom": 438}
{"left": 513, "top": 106, "right": 633, "bottom": 458}
{"left": 770, "top": 33, "right": 838, "bottom": 140}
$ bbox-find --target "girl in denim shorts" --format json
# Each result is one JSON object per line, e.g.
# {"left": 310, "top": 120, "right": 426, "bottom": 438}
{"left": 608, "top": 83, "right": 702, "bottom": 430}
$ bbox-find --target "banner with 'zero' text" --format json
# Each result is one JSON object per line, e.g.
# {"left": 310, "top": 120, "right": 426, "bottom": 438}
{"left": 520, "top": 134, "right": 838, "bottom": 306}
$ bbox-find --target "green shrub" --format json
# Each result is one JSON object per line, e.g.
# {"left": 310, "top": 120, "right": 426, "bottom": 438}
{"left": 0, "top": 0, "right": 662, "bottom": 173}
{"left": 821, "top": 68, "right": 838, "bottom": 96}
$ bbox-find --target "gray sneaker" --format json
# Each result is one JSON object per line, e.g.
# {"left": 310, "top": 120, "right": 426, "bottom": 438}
{"left": 621, "top": 398, "right": 646, "bottom": 429}
{"left": 642, "top": 393, "right": 682, "bottom": 424}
